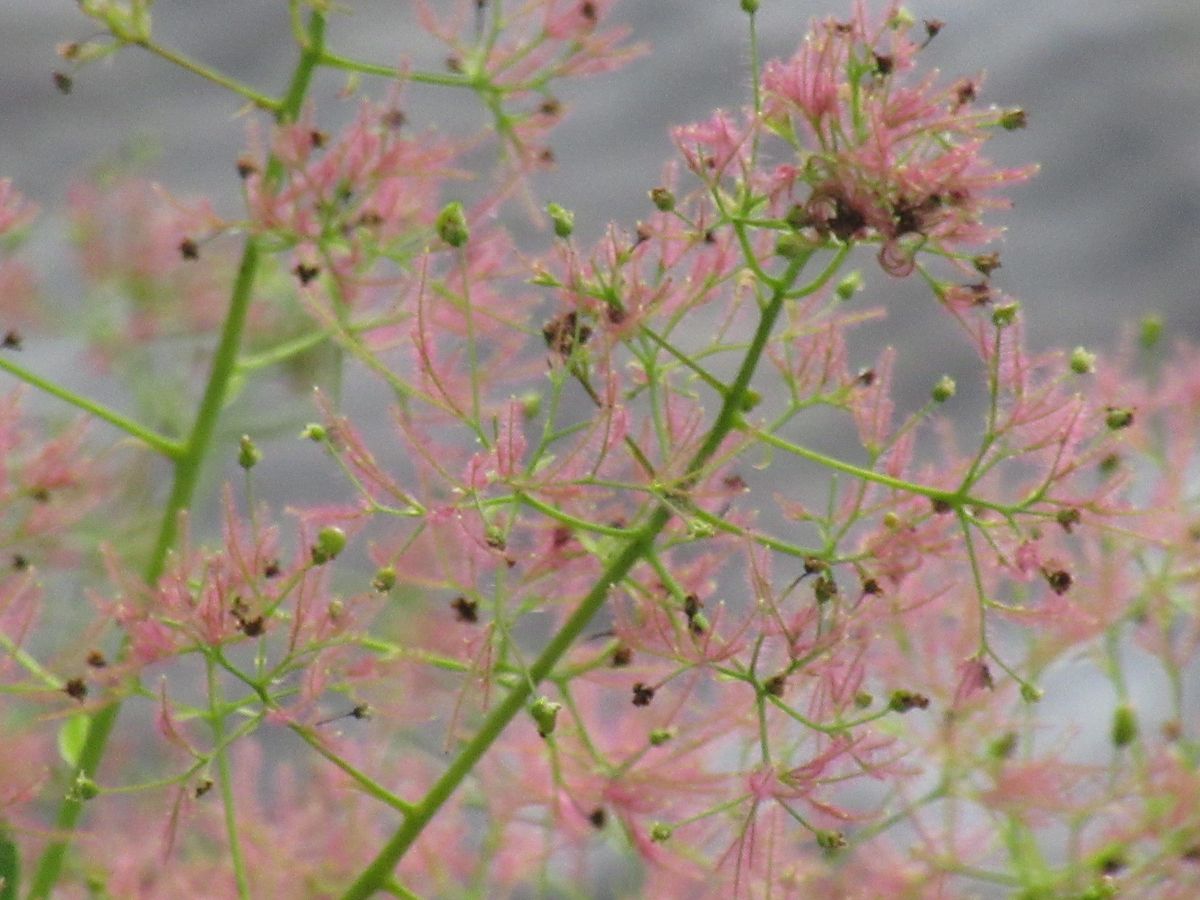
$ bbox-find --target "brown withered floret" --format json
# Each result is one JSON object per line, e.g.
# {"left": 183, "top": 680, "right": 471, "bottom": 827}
{"left": 542, "top": 311, "right": 592, "bottom": 358}
{"left": 451, "top": 596, "right": 479, "bottom": 623}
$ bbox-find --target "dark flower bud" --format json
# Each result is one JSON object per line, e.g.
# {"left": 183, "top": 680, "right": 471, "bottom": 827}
{"left": 1056, "top": 508, "right": 1082, "bottom": 533}
{"left": 451, "top": 596, "right": 479, "bottom": 623}
{"left": 179, "top": 238, "right": 199, "bottom": 260}
{"left": 53, "top": 71, "right": 73, "bottom": 95}
{"left": 888, "top": 689, "right": 930, "bottom": 713}
{"left": 632, "top": 682, "right": 655, "bottom": 706}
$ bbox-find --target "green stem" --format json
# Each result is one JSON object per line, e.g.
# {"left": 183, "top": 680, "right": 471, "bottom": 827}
{"left": 341, "top": 253, "right": 811, "bottom": 899}
{"left": 0, "top": 355, "right": 182, "bottom": 458}
{"left": 208, "top": 659, "right": 251, "bottom": 899}
{"left": 25, "top": 15, "right": 328, "bottom": 898}
{"left": 135, "top": 39, "right": 281, "bottom": 112}
{"left": 318, "top": 51, "right": 472, "bottom": 88}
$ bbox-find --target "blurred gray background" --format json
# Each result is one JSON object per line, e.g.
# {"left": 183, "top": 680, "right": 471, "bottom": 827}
{"left": 5, "top": 0, "right": 1200, "bottom": 421}
{"left": 5, "top": 1, "right": 1200, "bottom": 346}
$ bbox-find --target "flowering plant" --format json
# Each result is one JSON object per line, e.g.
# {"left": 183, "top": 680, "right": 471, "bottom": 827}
{"left": 1, "top": 2, "right": 1198, "bottom": 898}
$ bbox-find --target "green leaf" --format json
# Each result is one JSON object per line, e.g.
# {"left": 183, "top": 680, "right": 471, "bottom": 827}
{"left": 0, "top": 827, "right": 19, "bottom": 900}
{"left": 57, "top": 713, "right": 90, "bottom": 769}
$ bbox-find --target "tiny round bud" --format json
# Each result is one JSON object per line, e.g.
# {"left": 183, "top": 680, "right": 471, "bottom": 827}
{"left": 312, "top": 526, "right": 347, "bottom": 565}
{"left": 649, "top": 822, "right": 673, "bottom": 842}
{"left": 1019, "top": 683, "right": 1044, "bottom": 703}
{"left": 71, "top": 772, "right": 100, "bottom": 801}
{"left": 1070, "top": 346, "right": 1096, "bottom": 375}
{"left": 739, "top": 388, "right": 762, "bottom": 412}
{"left": 1111, "top": 704, "right": 1138, "bottom": 748}
{"left": 999, "top": 107, "right": 1028, "bottom": 130}
{"left": 991, "top": 302, "right": 1020, "bottom": 328}
{"left": 237, "top": 434, "right": 262, "bottom": 470}
{"left": 816, "top": 829, "right": 847, "bottom": 850}
{"left": 649, "top": 727, "right": 676, "bottom": 746}
{"left": 530, "top": 695, "right": 561, "bottom": 737}
{"left": 435, "top": 201, "right": 469, "bottom": 247}
{"left": 372, "top": 566, "right": 396, "bottom": 593}
{"left": 301, "top": 423, "right": 327, "bottom": 442}
{"left": 882, "top": 511, "right": 901, "bottom": 529}
{"left": 931, "top": 375, "right": 956, "bottom": 403}
{"left": 519, "top": 391, "right": 542, "bottom": 420}
{"left": 53, "top": 71, "right": 74, "bottom": 95}
{"left": 989, "top": 731, "right": 1018, "bottom": 760}
{"left": 1140, "top": 314, "right": 1163, "bottom": 349}
{"left": 740, "top": 0, "right": 760, "bottom": 13}
{"left": 546, "top": 202, "right": 575, "bottom": 239}
{"left": 775, "top": 232, "right": 813, "bottom": 259}
{"left": 649, "top": 187, "right": 675, "bottom": 212}
{"left": 854, "top": 692, "right": 873, "bottom": 709}
{"left": 1105, "top": 407, "right": 1134, "bottom": 431}
{"left": 834, "top": 270, "right": 864, "bottom": 301}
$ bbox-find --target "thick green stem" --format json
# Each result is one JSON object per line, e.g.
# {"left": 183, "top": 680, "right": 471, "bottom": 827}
{"left": 25, "top": 15, "right": 327, "bottom": 898}
{"left": 341, "top": 253, "right": 812, "bottom": 899}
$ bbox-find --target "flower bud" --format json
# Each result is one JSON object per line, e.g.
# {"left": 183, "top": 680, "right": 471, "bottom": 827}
{"left": 372, "top": 566, "right": 396, "bottom": 593}
{"left": 1105, "top": 407, "right": 1134, "bottom": 431}
{"left": 816, "top": 829, "right": 847, "bottom": 850}
{"left": 436, "top": 201, "right": 469, "bottom": 247}
{"left": 1070, "top": 346, "right": 1096, "bottom": 375}
{"left": 649, "top": 822, "right": 673, "bottom": 842}
{"left": 931, "top": 375, "right": 956, "bottom": 403}
{"left": 991, "top": 302, "right": 1019, "bottom": 328}
{"left": 301, "top": 423, "right": 327, "bottom": 442}
{"left": 834, "top": 270, "right": 864, "bottom": 300}
{"left": 546, "top": 202, "right": 575, "bottom": 239}
{"left": 70, "top": 772, "right": 100, "bottom": 802}
{"left": 649, "top": 727, "right": 676, "bottom": 746}
{"left": 530, "top": 695, "right": 561, "bottom": 738}
{"left": 312, "top": 526, "right": 347, "bottom": 565}
{"left": 999, "top": 107, "right": 1028, "bottom": 130}
{"left": 775, "top": 232, "right": 813, "bottom": 260}
{"left": 740, "top": 0, "right": 760, "bottom": 13}
{"left": 238, "top": 434, "right": 262, "bottom": 470}
{"left": 1020, "top": 683, "right": 1044, "bottom": 703}
{"left": 1140, "top": 314, "right": 1163, "bottom": 349}
{"left": 649, "top": 187, "right": 675, "bottom": 212}
{"left": 1111, "top": 704, "right": 1138, "bottom": 748}
{"left": 888, "top": 689, "right": 930, "bottom": 713}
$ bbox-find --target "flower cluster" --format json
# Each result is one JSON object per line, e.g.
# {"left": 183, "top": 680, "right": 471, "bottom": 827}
{"left": 1, "top": 3, "right": 1198, "bottom": 899}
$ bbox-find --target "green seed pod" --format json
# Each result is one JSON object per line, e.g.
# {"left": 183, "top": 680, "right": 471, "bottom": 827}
{"left": 238, "top": 434, "right": 262, "bottom": 470}
{"left": 312, "top": 526, "right": 347, "bottom": 565}
{"left": 436, "top": 201, "right": 469, "bottom": 247}
{"left": 931, "top": 375, "right": 956, "bottom": 403}
{"left": 1070, "top": 346, "right": 1096, "bottom": 375}
{"left": 546, "top": 202, "right": 575, "bottom": 239}
{"left": 1111, "top": 704, "right": 1138, "bottom": 748}
{"left": 372, "top": 566, "right": 396, "bottom": 593}
{"left": 301, "top": 423, "right": 327, "bottom": 442}
{"left": 530, "top": 695, "right": 561, "bottom": 738}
